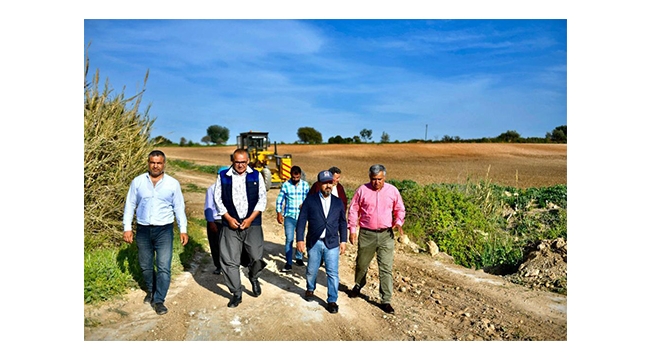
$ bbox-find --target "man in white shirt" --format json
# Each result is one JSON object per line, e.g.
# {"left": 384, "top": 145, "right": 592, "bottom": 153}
{"left": 214, "top": 149, "right": 267, "bottom": 308}
{"left": 123, "top": 150, "right": 188, "bottom": 316}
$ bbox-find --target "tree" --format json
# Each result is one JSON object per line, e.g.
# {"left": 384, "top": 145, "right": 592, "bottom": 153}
{"left": 207, "top": 125, "right": 230, "bottom": 145}
{"left": 360, "top": 128, "right": 373, "bottom": 142}
{"left": 201, "top": 135, "right": 212, "bottom": 145}
{"left": 496, "top": 130, "right": 521, "bottom": 143}
{"left": 380, "top": 131, "right": 390, "bottom": 143}
{"left": 152, "top": 135, "right": 173, "bottom": 146}
{"left": 180, "top": 137, "right": 188, "bottom": 146}
{"left": 546, "top": 125, "right": 567, "bottom": 143}
{"left": 297, "top": 127, "right": 322, "bottom": 144}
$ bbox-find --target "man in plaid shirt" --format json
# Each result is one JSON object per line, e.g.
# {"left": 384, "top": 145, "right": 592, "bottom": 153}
{"left": 276, "top": 166, "right": 311, "bottom": 272}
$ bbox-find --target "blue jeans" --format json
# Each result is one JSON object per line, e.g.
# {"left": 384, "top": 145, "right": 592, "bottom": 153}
{"left": 284, "top": 217, "right": 303, "bottom": 265}
{"left": 305, "top": 240, "right": 340, "bottom": 303}
{"left": 136, "top": 223, "right": 174, "bottom": 304}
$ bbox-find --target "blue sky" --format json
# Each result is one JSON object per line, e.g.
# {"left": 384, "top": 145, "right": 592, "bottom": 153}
{"left": 84, "top": 19, "right": 566, "bottom": 144}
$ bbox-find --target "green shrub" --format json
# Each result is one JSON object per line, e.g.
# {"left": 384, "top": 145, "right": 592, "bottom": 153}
{"left": 395, "top": 182, "right": 497, "bottom": 269}
{"left": 84, "top": 247, "right": 137, "bottom": 303}
{"left": 84, "top": 219, "right": 208, "bottom": 304}
{"left": 167, "top": 159, "right": 223, "bottom": 175}
{"left": 391, "top": 179, "right": 567, "bottom": 271}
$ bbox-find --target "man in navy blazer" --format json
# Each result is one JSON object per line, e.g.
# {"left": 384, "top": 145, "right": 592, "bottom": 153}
{"left": 297, "top": 170, "right": 348, "bottom": 314}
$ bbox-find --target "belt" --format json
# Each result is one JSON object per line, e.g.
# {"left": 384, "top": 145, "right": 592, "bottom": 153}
{"left": 360, "top": 227, "right": 391, "bottom": 233}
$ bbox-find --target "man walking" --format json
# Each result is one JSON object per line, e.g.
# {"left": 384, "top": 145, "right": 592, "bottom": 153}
{"left": 347, "top": 164, "right": 405, "bottom": 314}
{"left": 123, "top": 150, "right": 188, "bottom": 316}
{"left": 214, "top": 149, "right": 267, "bottom": 308}
{"left": 204, "top": 182, "right": 223, "bottom": 275}
{"left": 309, "top": 166, "right": 347, "bottom": 211}
{"left": 297, "top": 170, "right": 347, "bottom": 314}
{"left": 276, "top": 165, "right": 310, "bottom": 272}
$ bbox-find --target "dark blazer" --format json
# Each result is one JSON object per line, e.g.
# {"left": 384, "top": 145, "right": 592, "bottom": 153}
{"left": 296, "top": 191, "right": 348, "bottom": 250}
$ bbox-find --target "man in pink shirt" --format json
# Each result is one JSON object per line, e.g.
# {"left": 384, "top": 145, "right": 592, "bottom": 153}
{"left": 347, "top": 164, "right": 405, "bottom": 314}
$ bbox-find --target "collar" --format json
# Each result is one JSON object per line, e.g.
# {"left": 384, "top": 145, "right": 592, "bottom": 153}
{"left": 226, "top": 165, "right": 253, "bottom": 176}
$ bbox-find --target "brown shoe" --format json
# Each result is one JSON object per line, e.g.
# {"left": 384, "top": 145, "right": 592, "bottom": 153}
{"left": 380, "top": 303, "right": 395, "bottom": 314}
{"left": 304, "top": 290, "right": 315, "bottom": 302}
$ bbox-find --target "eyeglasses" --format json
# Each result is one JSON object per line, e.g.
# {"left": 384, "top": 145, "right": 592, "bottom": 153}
{"left": 234, "top": 161, "right": 248, "bottom": 164}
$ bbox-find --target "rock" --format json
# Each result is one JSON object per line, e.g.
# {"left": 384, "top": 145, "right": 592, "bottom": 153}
{"left": 427, "top": 241, "right": 439, "bottom": 256}
{"left": 398, "top": 234, "right": 410, "bottom": 244}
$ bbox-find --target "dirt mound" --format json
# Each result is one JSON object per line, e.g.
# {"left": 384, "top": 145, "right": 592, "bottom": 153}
{"left": 505, "top": 238, "right": 567, "bottom": 294}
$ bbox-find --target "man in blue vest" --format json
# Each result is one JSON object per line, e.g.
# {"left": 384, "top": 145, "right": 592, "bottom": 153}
{"left": 214, "top": 149, "right": 267, "bottom": 308}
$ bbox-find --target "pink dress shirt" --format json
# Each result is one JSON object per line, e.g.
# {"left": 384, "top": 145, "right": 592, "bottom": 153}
{"left": 347, "top": 182, "right": 405, "bottom": 234}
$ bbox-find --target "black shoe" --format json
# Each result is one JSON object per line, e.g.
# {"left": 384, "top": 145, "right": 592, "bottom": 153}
{"left": 143, "top": 292, "right": 153, "bottom": 304}
{"left": 304, "top": 290, "right": 315, "bottom": 302}
{"left": 327, "top": 302, "right": 339, "bottom": 314}
{"left": 153, "top": 302, "right": 168, "bottom": 315}
{"left": 349, "top": 285, "right": 361, "bottom": 298}
{"left": 250, "top": 278, "right": 262, "bottom": 297}
{"left": 213, "top": 268, "right": 222, "bottom": 275}
{"left": 281, "top": 264, "right": 292, "bottom": 272}
{"left": 228, "top": 294, "right": 242, "bottom": 308}
{"left": 295, "top": 259, "right": 305, "bottom": 266}
{"left": 380, "top": 303, "right": 395, "bottom": 314}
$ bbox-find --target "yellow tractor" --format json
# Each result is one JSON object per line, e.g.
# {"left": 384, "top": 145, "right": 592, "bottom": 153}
{"left": 236, "top": 131, "right": 292, "bottom": 190}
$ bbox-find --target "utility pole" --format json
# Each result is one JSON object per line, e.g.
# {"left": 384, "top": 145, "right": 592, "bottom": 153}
{"left": 425, "top": 124, "right": 428, "bottom": 141}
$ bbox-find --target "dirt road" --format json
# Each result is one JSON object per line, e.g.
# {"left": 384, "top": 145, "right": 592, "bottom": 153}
{"left": 84, "top": 165, "right": 567, "bottom": 342}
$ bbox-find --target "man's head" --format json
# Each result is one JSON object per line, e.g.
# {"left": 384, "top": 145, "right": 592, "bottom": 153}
{"left": 231, "top": 149, "right": 249, "bottom": 175}
{"left": 328, "top": 166, "right": 341, "bottom": 186}
{"left": 368, "top": 164, "right": 386, "bottom": 191}
{"left": 290, "top": 166, "right": 302, "bottom": 185}
{"left": 148, "top": 150, "right": 166, "bottom": 178}
{"left": 318, "top": 170, "right": 334, "bottom": 197}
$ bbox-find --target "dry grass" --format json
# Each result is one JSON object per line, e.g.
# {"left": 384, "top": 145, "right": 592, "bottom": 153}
{"left": 161, "top": 143, "right": 566, "bottom": 189}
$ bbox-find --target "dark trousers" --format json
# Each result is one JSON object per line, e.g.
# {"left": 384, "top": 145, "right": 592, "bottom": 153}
{"left": 220, "top": 225, "right": 265, "bottom": 296}
{"left": 207, "top": 221, "right": 223, "bottom": 270}
{"left": 135, "top": 223, "right": 174, "bottom": 304}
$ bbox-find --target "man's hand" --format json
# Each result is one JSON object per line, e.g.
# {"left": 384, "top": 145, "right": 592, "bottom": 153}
{"left": 222, "top": 213, "right": 241, "bottom": 229}
{"left": 349, "top": 232, "right": 357, "bottom": 245}
{"left": 239, "top": 217, "right": 252, "bottom": 230}
{"left": 396, "top": 225, "right": 404, "bottom": 237}
{"left": 226, "top": 216, "right": 240, "bottom": 230}
{"left": 296, "top": 240, "right": 306, "bottom": 254}
{"left": 123, "top": 230, "right": 133, "bottom": 244}
{"left": 276, "top": 212, "right": 284, "bottom": 225}
{"left": 208, "top": 221, "right": 218, "bottom": 234}
{"left": 339, "top": 242, "right": 347, "bottom": 255}
{"left": 180, "top": 233, "right": 189, "bottom": 246}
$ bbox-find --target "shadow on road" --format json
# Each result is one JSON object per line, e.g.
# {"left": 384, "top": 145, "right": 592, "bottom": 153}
{"left": 190, "top": 239, "right": 338, "bottom": 304}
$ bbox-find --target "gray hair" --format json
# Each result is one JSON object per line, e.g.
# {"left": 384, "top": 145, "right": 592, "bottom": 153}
{"left": 369, "top": 164, "right": 386, "bottom": 176}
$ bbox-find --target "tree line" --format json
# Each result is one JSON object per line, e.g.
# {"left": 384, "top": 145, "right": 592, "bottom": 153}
{"left": 156, "top": 125, "right": 567, "bottom": 146}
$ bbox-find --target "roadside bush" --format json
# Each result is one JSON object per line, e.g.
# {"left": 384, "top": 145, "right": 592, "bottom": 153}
{"left": 391, "top": 179, "right": 566, "bottom": 271}
{"left": 84, "top": 50, "right": 157, "bottom": 248}
{"left": 84, "top": 219, "right": 207, "bottom": 304}
{"left": 84, "top": 247, "right": 137, "bottom": 303}
{"left": 84, "top": 50, "right": 208, "bottom": 305}
{"left": 167, "top": 159, "right": 225, "bottom": 176}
